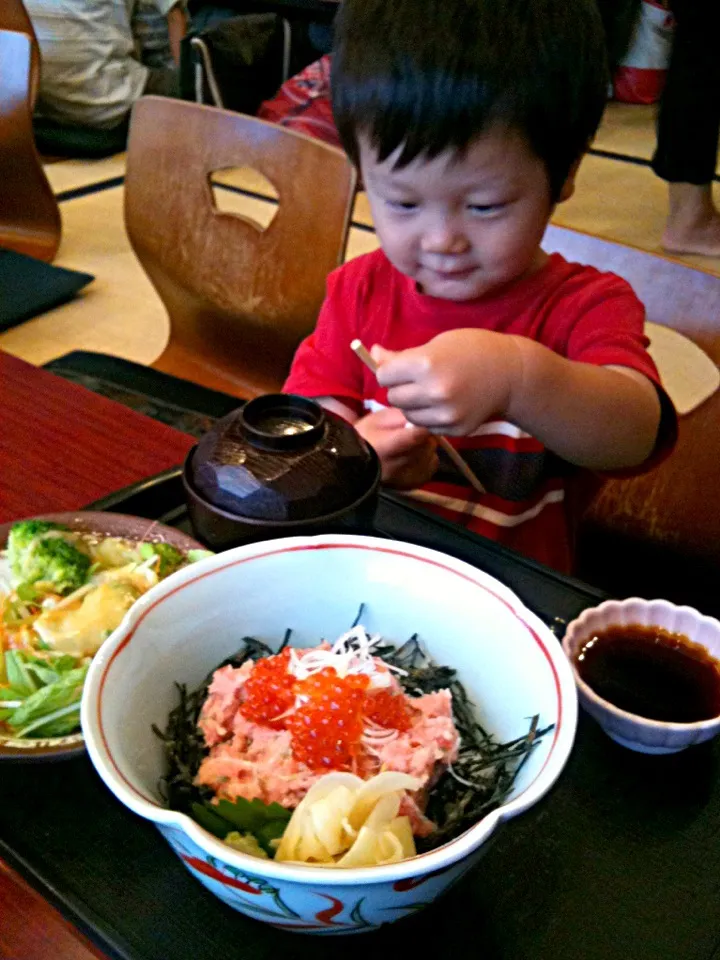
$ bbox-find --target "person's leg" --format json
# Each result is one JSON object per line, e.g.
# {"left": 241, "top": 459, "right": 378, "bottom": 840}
{"left": 651, "top": 0, "right": 720, "bottom": 255}
{"left": 595, "top": 0, "right": 641, "bottom": 73}
{"left": 143, "top": 65, "right": 181, "bottom": 98}
{"left": 662, "top": 183, "right": 720, "bottom": 256}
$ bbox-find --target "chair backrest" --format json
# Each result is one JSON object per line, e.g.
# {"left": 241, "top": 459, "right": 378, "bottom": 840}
{"left": 0, "top": 0, "right": 40, "bottom": 105}
{"left": 0, "top": 29, "right": 61, "bottom": 262}
{"left": 542, "top": 224, "right": 720, "bottom": 611}
{"left": 125, "top": 96, "right": 357, "bottom": 398}
{"left": 543, "top": 224, "right": 720, "bottom": 364}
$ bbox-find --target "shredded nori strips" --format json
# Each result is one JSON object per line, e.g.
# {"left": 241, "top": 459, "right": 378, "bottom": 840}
{"left": 153, "top": 636, "right": 277, "bottom": 813}
{"left": 155, "top": 629, "right": 552, "bottom": 850}
{"left": 374, "top": 636, "right": 552, "bottom": 850}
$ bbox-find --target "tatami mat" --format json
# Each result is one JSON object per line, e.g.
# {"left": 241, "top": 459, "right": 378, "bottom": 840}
{"left": 558, "top": 152, "right": 720, "bottom": 274}
{"left": 2, "top": 102, "right": 720, "bottom": 369}
{"left": 43, "top": 154, "right": 127, "bottom": 195}
{"left": 592, "top": 102, "right": 659, "bottom": 161}
{"left": 0, "top": 187, "right": 168, "bottom": 366}
{"left": 592, "top": 102, "right": 720, "bottom": 173}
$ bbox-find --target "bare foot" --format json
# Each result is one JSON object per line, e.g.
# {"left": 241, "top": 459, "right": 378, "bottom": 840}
{"left": 662, "top": 215, "right": 720, "bottom": 256}
{"left": 662, "top": 183, "right": 720, "bottom": 258}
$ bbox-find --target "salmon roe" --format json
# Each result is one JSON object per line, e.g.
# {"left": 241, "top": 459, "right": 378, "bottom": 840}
{"left": 239, "top": 649, "right": 295, "bottom": 727}
{"left": 365, "top": 688, "right": 412, "bottom": 732}
{"left": 288, "top": 667, "right": 370, "bottom": 770}
{"left": 239, "top": 653, "right": 414, "bottom": 771}
{"left": 288, "top": 668, "right": 370, "bottom": 771}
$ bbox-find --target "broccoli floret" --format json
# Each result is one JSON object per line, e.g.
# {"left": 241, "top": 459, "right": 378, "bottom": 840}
{"left": 7, "top": 522, "right": 91, "bottom": 595}
{"left": 139, "top": 542, "right": 186, "bottom": 578}
{"left": 34, "top": 539, "right": 91, "bottom": 594}
{"left": 6, "top": 520, "right": 62, "bottom": 573}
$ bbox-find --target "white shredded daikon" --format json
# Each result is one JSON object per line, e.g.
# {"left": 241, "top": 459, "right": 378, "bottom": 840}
{"left": 287, "top": 626, "right": 408, "bottom": 689}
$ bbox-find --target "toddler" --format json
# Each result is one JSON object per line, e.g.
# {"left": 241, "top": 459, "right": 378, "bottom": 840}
{"left": 284, "top": 0, "right": 676, "bottom": 572}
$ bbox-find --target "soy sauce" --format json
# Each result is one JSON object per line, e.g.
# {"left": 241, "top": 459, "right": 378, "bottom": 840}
{"left": 575, "top": 624, "right": 720, "bottom": 723}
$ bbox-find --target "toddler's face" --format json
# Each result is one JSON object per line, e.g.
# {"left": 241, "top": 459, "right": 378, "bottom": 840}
{"left": 360, "top": 127, "right": 566, "bottom": 301}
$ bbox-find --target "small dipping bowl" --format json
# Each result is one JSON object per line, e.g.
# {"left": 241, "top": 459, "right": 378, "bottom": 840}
{"left": 183, "top": 394, "right": 380, "bottom": 550}
{"left": 562, "top": 598, "right": 720, "bottom": 754}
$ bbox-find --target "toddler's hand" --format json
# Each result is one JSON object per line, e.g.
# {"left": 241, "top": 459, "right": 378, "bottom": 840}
{"left": 355, "top": 407, "right": 439, "bottom": 489}
{"left": 372, "top": 330, "right": 521, "bottom": 436}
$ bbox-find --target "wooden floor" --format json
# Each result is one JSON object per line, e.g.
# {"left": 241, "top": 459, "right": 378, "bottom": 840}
{"left": 1, "top": 99, "right": 720, "bottom": 959}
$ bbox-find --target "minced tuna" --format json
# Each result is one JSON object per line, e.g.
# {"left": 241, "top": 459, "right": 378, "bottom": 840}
{"left": 195, "top": 644, "right": 460, "bottom": 834}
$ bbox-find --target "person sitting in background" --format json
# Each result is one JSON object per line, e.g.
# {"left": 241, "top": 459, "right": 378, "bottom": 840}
{"left": 651, "top": 0, "right": 720, "bottom": 257}
{"left": 258, "top": 54, "right": 340, "bottom": 149}
{"left": 25, "top": 0, "right": 187, "bottom": 132}
{"left": 132, "top": 0, "right": 183, "bottom": 69}
{"left": 284, "top": 0, "right": 677, "bottom": 574}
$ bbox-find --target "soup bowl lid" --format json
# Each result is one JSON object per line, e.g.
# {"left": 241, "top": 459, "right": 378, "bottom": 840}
{"left": 190, "top": 395, "right": 379, "bottom": 524}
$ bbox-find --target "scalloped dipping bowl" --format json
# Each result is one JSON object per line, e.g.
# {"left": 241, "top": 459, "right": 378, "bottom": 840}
{"left": 81, "top": 534, "right": 577, "bottom": 934}
{"left": 563, "top": 598, "right": 720, "bottom": 754}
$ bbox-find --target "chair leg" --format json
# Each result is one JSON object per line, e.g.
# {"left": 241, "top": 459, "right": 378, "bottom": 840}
{"left": 189, "top": 37, "right": 224, "bottom": 108}
{"left": 281, "top": 18, "right": 292, "bottom": 82}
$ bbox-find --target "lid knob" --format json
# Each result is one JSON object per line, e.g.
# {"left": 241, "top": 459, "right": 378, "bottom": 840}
{"left": 238, "top": 395, "right": 325, "bottom": 451}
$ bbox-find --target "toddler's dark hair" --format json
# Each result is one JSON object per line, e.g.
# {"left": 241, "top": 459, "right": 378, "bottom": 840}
{"left": 331, "top": 0, "right": 609, "bottom": 201}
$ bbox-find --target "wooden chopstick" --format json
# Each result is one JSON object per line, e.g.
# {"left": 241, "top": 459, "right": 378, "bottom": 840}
{"left": 350, "top": 339, "right": 487, "bottom": 495}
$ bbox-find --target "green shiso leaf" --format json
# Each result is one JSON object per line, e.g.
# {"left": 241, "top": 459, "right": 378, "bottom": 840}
{"left": 192, "top": 797, "right": 291, "bottom": 855}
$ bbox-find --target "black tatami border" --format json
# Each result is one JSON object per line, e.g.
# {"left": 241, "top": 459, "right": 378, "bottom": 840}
{"left": 55, "top": 175, "right": 125, "bottom": 204}
{"left": 53, "top": 146, "right": 720, "bottom": 218}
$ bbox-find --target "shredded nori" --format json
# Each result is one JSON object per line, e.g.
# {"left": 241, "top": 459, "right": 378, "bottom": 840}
{"left": 152, "top": 637, "right": 276, "bottom": 813}
{"left": 155, "top": 630, "right": 553, "bottom": 851}
{"left": 374, "top": 635, "right": 553, "bottom": 850}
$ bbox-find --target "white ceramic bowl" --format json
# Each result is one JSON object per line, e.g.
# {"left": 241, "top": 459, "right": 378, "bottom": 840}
{"left": 563, "top": 598, "right": 720, "bottom": 754}
{"left": 81, "top": 534, "right": 577, "bottom": 934}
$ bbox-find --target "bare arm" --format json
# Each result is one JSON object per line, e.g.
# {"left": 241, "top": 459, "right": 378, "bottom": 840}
{"left": 373, "top": 329, "right": 662, "bottom": 472}
{"left": 506, "top": 337, "right": 661, "bottom": 469}
{"left": 167, "top": 3, "right": 187, "bottom": 65}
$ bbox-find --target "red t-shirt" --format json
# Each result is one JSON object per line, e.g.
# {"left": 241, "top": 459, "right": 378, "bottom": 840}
{"left": 284, "top": 249, "right": 674, "bottom": 572}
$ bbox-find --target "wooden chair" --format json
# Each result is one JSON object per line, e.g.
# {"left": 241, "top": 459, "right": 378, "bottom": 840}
{"left": 124, "top": 96, "right": 357, "bottom": 398}
{"left": 542, "top": 224, "right": 720, "bottom": 613}
{"left": 0, "top": 29, "right": 61, "bottom": 262}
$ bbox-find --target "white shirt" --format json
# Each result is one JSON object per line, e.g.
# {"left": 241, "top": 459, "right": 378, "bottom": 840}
{"left": 26, "top": 0, "right": 178, "bottom": 128}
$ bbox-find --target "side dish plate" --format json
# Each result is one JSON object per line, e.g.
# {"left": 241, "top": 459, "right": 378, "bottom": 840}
{"left": 0, "top": 511, "right": 204, "bottom": 761}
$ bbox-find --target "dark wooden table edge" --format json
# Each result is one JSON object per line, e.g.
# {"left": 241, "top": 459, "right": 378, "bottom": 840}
{"left": 0, "top": 838, "right": 133, "bottom": 960}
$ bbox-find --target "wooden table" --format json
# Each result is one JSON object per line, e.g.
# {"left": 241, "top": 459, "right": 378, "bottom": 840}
{"left": 0, "top": 351, "right": 195, "bottom": 523}
{"left": 0, "top": 350, "right": 195, "bottom": 960}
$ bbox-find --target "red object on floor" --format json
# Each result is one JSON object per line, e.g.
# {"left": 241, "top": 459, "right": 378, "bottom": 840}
{"left": 613, "top": 0, "right": 674, "bottom": 105}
